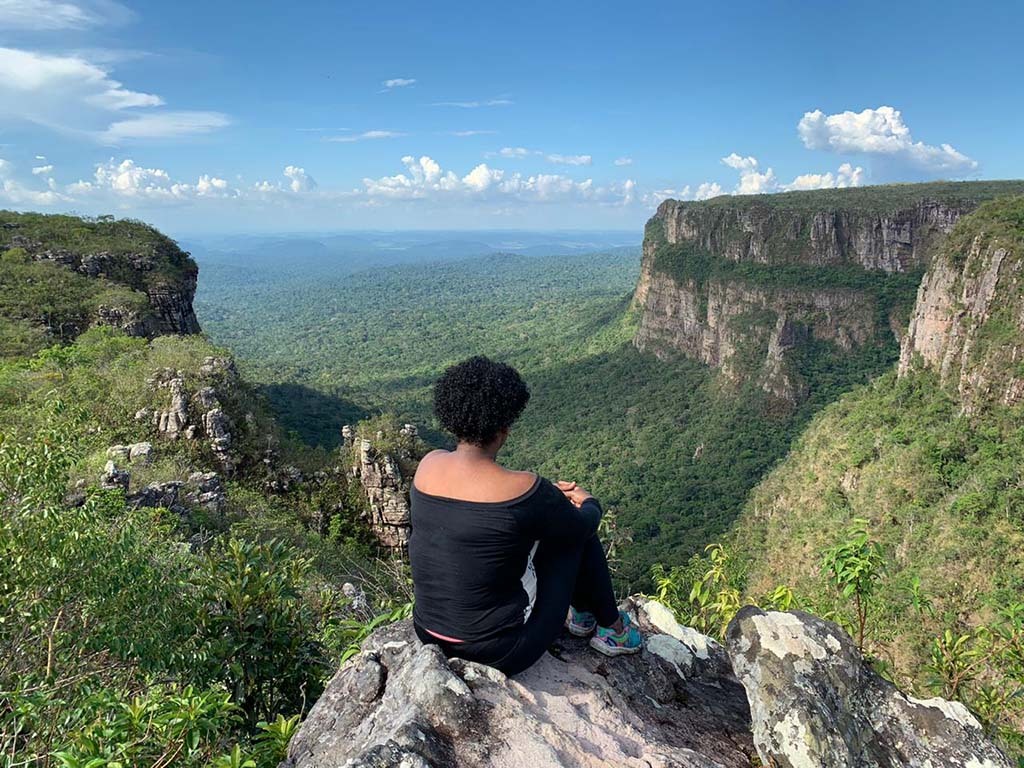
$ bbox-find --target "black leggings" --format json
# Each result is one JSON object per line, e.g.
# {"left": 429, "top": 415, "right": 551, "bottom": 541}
{"left": 414, "top": 533, "right": 618, "bottom": 676}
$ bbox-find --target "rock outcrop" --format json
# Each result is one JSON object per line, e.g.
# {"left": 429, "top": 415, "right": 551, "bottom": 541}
{"left": 726, "top": 606, "right": 1011, "bottom": 768}
{"left": 286, "top": 599, "right": 1011, "bottom": 768}
{"left": 141, "top": 357, "right": 241, "bottom": 472}
{"left": 899, "top": 197, "right": 1024, "bottom": 410}
{"left": 346, "top": 424, "right": 422, "bottom": 549}
{"left": 634, "top": 183, "right": 1024, "bottom": 405}
{"left": 283, "top": 598, "right": 756, "bottom": 768}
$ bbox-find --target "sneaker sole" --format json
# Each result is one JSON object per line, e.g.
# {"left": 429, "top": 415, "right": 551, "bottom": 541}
{"left": 566, "top": 623, "right": 596, "bottom": 637}
{"left": 589, "top": 637, "right": 642, "bottom": 656}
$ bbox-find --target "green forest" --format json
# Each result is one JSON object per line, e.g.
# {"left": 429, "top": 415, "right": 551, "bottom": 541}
{"left": 197, "top": 244, "right": 904, "bottom": 585}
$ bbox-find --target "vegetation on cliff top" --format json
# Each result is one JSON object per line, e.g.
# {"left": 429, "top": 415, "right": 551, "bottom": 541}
{"left": 0, "top": 211, "right": 200, "bottom": 358}
{"left": 0, "top": 210, "right": 197, "bottom": 287}
{"left": 669, "top": 180, "right": 1024, "bottom": 215}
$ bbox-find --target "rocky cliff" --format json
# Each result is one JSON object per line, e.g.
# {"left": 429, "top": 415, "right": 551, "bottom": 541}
{"left": 634, "top": 182, "right": 1024, "bottom": 405}
{"left": 0, "top": 211, "right": 201, "bottom": 343}
{"left": 285, "top": 598, "right": 1010, "bottom": 768}
{"left": 899, "top": 195, "right": 1024, "bottom": 410}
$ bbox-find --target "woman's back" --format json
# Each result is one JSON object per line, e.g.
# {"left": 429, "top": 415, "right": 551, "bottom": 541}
{"left": 409, "top": 471, "right": 577, "bottom": 643}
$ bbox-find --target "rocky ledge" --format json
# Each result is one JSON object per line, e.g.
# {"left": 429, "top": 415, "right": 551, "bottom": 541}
{"left": 282, "top": 598, "right": 1010, "bottom": 768}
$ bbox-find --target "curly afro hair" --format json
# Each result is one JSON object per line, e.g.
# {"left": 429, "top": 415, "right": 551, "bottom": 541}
{"left": 433, "top": 356, "right": 531, "bottom": 446}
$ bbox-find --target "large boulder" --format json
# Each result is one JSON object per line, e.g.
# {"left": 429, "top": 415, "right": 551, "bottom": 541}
{"left": 283, "top": 601, "right": 755, "bottom": 768}
{"left": 725, "top": 605, "right": 1012, "bottom": 768}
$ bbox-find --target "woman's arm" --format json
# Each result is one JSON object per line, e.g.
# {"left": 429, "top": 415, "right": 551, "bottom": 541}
{"left": 525, "top": 480, "right": 603, "bottom": 542}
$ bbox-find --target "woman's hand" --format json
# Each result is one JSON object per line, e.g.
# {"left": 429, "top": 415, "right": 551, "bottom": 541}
{"left": 556, "top": 480, "right": 593, "bottom": 507}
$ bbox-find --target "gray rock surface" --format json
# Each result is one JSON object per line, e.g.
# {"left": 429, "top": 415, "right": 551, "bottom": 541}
{"left": 725, "top": 606, "right": 1011, "bottom": 768}
{"left": 283, "top": 602, "right": 755, "bottom": 768}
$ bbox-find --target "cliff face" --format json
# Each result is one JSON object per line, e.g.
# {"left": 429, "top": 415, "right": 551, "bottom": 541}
{"left": 634, "top": 183, "right": 1024, "bottom": 405}
{"left": 899, "top": 196, "right": 1024, "bottom": 410}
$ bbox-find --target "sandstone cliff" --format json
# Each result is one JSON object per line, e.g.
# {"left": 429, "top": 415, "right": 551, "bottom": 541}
{"left": 634, "top": 182, "right": 1024, "bottom": 405}
{"left": 899, "top": 196, "right": 1024, "bottom": 409}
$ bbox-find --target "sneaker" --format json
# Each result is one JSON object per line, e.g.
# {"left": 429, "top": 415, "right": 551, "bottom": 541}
{"left": 566, "top": 606, "right": 598, "bottom": 636}
{"left": 589, "top": 610, "right": 642, "bottom": 656}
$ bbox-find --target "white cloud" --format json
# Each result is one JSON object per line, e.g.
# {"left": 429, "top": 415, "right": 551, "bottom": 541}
{"left": 283, "top": 165, "right": 316, "bottom": 193}
{"left": 499, "top": 146, "right": 531, "bottom": 158}
{"left": 0, "top": 157, "right": 63, "bottom": 204}
{"left": 494, "top": 147, "right": 592, "bottom": 166}
{"left": 31, "top": 164, "right": 53, "bottom": 175}
{"left": 695, "top": 182, "right": 724, "bottom": 200}
{"left": 784, "top": 162, "right": 864, "bottom": 191}
{"left": 546, "top": 153, "right": 592, "bottom": 166}
{"left": 382, "top": 78, "right": 416, "bottom": 89}
{"left": 431, "top": 98, "right": 513, "bottom": 108}
{"left": 614, "top": 157, "right": 633, "bottom": 166}
{"left": 0, "top": 0, "right": 132, "bottom": 30}
{"left": 718, "top": 152, "right": 866, "bottom": 195}
{"left": 361, "top": 154, "right": 632, "bottom": 206}
{"left": 64, "top": 158, "right": 235, "bottom": 201}
{"left": 721, "top": 153, "right": 777, "bottom": 195}
{"left": 797, "top": 106, "right": 977, "bottom": 174}
{"left": 0, "top": 47, "right": 228, "bottom": 143}
{"left": 327, "top": 129, "right": 406, "bottom": 143}
{"left": 449, "top": 129, "right": 496, "bottom": 137}
{"left": 101, "top": 111, "right": 230, "bottom": 143}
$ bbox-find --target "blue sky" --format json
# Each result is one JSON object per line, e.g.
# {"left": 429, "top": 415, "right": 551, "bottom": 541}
{"left": 0, "top": 0, "right": 1021, "bottom": 234}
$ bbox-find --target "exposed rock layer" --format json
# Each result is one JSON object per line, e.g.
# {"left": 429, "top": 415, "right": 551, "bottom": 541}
{"left": 899, "top": 227, "right": 1024, "bottom": 409}
{"left": 632, "top": 187, "right": 1007, "bottom": 404}
{"left": 347, "top": 424, "right": 421, "bottom": 549}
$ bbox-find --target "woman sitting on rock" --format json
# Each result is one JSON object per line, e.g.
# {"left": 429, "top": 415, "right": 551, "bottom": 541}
{"left": 409, "top": 355, "right": 641, "bottom": 675}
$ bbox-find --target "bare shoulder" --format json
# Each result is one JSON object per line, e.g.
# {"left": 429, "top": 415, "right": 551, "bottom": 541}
{"left": 414, "top": 449, "right": 451, "bottom": 476}
{"left": 500, "top": 467, "right": 539, "bottom": 494}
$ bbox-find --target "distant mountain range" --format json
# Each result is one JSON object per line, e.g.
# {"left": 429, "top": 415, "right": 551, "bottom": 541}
{"left": 179, "top": 230, "right": 639, "bottom": 272}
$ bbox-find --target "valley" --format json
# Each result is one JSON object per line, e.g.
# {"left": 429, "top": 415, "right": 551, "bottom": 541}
{"left": 3, "top": 181, "right": 1024, "bottom": 762}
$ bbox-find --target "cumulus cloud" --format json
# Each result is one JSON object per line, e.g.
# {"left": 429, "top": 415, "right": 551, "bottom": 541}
{"left": 283, "top": 165, "right": 316, "bottom": 193}
{"left": 31, "top": 164, "right": 53, "bottom": 175}
{"left": 0, "top": 47, "right": 229, "bottom": 143}
{"left": 61, "top": 158, "right": 237, "bottom": 203}
{"left": 0, "top": 0, "right": 132, "bottom": 30}
{"left": 797, "top": 106, "right": 977, "bottom": 174}
{"left": 785, "top": 162, "right": 864, "bottom": 191}
{"left": 694, "top": 181, "right": 724, "bottom": 200}
{"left": 721, "top": 153, "right": 777, "bottom": 194}
{"left": 382, "top": 78, "right": 416, "bottom": 89}
{"left": 327, "top": 130, "right": 406, "bottom": 143}
{"left": 498, "top": 147, "right": 531, "bottom": 158}
{"left": 614, "top": 157, "right": 633, "bottom": 167}
{"left": 361, "top": 154, "right": 632, "bottom": 206}
{"left": 0, "top": 157, "right": 64, "bottom": 204}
